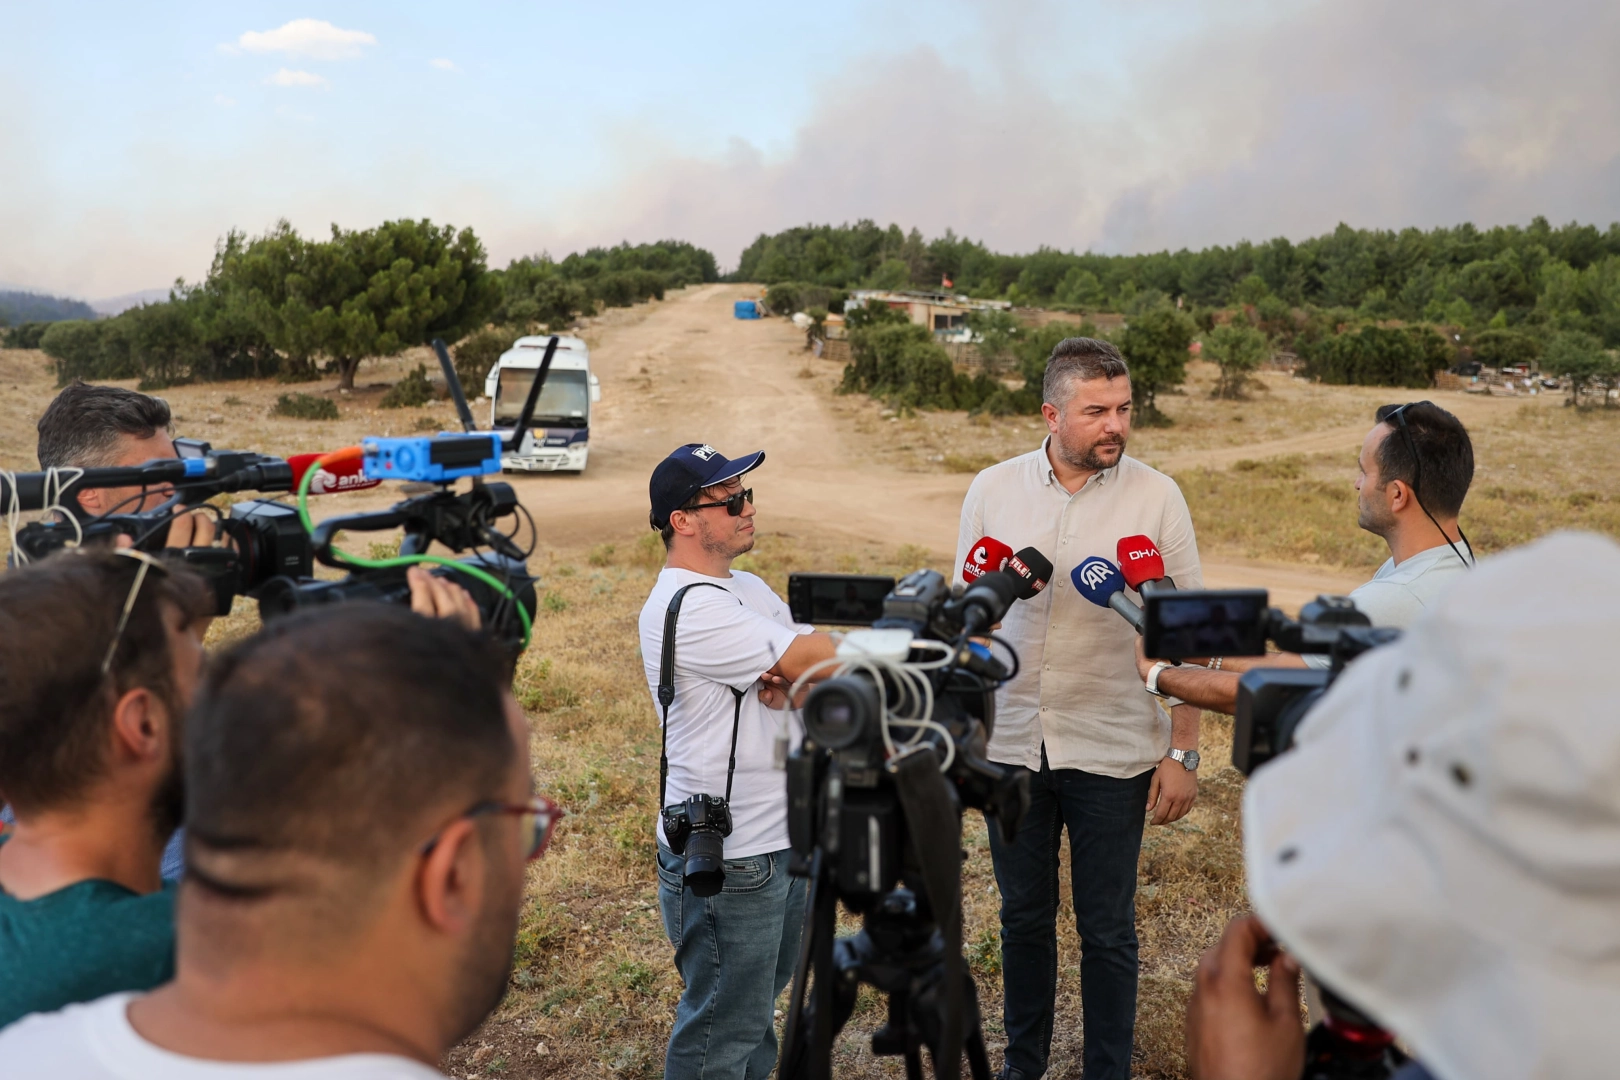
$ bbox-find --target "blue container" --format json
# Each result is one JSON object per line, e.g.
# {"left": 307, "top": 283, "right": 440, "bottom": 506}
{"left": 733, "top": 300, "right": 761, "bottom": 320}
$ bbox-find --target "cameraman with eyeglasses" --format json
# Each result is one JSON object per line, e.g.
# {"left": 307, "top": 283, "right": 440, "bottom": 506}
{"left": 639, "top": 444, "right": 839, "bottom": 1080}
{"left": 1136, "top": 401, "right": 1475, "bottom": 713}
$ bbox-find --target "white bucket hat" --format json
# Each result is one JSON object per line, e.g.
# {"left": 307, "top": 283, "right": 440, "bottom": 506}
{"left": 1243, "top": 530, "right": 1620, "bottom": 1080}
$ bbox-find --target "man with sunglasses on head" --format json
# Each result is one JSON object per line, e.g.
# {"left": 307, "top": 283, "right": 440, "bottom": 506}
{"left": 1135, "top": 401, "right": 1475, "bottom": 714}
{"left": 0, "top": 548, "right": 481, "bottom": 1031}
{"left": 640, "top": 443, "right": 839, "bottom": 1080}
{"left": 0, "top": 601, "right": 558, "bottom": 1077}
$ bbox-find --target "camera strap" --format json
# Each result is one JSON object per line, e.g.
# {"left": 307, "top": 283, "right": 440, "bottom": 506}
{"left": 658, "top": 583, "right": 746, "bottom": 810}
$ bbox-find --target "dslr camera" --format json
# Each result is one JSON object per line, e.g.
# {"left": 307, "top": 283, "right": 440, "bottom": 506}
{"left": 661, "top": 794, "right": 733, "bottom": 897}
{"left": 1141, "top": 588, "right": 1400, "bottom": 774}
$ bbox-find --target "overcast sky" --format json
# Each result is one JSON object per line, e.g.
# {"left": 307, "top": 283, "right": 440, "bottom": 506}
{"left": 4, "top": 0, "right": 1617, "bottom": 299}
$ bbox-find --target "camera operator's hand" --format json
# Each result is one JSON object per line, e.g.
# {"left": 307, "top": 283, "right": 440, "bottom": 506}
{"left": 1147, "top": 755, "right": 1198, "bottom": 825}
{"left": 164, "top": 508, "right": 220, "bottom": 549}
{"left": 1186, "top": 915, "right": 1305, "bottom": 1080}
{"left": 407, "top": 565, "right": 481, "bottom": 631}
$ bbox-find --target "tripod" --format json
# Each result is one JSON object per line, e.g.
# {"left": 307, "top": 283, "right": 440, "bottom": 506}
{"left": 781, "top": 878, "right": 991, "bottom": 1080}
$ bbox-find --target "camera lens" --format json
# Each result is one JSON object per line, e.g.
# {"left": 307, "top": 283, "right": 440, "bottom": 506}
{"left": 804, "top": 676, "right": 880, "bottom": 750}
{"left": 683, "top": 830, "right": 727, "bottom": 897}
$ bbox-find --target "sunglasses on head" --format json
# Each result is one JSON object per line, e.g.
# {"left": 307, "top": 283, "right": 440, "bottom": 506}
{"left": 1382, "top": 401, "right": 1473, "bottom": 568}
{"left": 687, "top": 487, "right": 754, "bottom": 517}
{"left": 98, "top": 548, "right": 170, "bottom": 677}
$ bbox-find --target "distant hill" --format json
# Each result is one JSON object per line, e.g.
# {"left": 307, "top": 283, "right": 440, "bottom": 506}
{"left": 90, "top": 288, "right": 172, "bottom": 316}
{"left": 0, "top": 290, "right": 96, "bottom": 325}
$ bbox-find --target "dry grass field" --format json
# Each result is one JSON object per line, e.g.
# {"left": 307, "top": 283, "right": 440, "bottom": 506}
{"left": 2, "top": 288, "right": 1617, "bottom": 1079}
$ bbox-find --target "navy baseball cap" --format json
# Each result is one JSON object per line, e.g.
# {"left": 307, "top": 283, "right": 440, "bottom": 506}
{"left": 649, "top": 443, "right": 766, "bottom": 530}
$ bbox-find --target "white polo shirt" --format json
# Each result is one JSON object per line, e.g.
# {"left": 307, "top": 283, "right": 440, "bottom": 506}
{"left": 956, "top": 440, "right": 1203, "bottom": 778}
{"left": 639, "top": 567, "right": 812, "bottom": 857}
{"left": 1303, "top": 539, "right": 1473, "bottom": 669}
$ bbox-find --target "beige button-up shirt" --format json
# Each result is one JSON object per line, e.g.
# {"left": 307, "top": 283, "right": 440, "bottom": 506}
{"left": 955, "top": 439, "right": 1203, "bottom": 778}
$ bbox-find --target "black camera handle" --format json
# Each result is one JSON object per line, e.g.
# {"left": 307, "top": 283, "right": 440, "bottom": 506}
{"left": 657, "top": 583, "right": 744, "bottom": 810}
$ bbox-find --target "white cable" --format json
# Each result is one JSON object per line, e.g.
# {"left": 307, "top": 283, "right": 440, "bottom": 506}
{"left": 41, "top": 468, "right": 84, "bottom": 549}
{"left": 1, "top": 470, "right": 22, "bottom": 562}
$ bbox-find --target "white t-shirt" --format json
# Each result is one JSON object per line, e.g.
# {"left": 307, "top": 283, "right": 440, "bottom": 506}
{"left": 639, "top": 568, "right": 811, "bottom": 858}
{"left": 1303, "top": 540, "right": 1473, "bottom": 669}
{"left": 0, "top": 993, "right": 445, "bottom": 1079}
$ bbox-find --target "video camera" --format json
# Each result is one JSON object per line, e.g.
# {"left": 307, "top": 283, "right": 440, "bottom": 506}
{"left": 1141, "top": 589, "right": 1400, "bottom": 774}
{"left": 776, "top": 555, "right": 1049, "bottom": 1080}
{"left": 0, "top": 338, "right": 558, "bottom": 652}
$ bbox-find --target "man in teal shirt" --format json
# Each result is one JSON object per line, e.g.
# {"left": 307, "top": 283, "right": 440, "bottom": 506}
{"left": 0, "top": 549, "right": 211, "bottom": 1028}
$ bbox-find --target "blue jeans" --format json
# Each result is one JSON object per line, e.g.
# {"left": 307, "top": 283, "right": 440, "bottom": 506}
{"left": 657, "top": 845, "right": 807, "bottom": 1080}
{"left": 987, "top": 756, "right": 1154, "bottom": 1080}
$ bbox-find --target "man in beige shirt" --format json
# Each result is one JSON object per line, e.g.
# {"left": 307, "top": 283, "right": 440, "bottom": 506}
{"left": 955, "top": 337, "right": 1202, "bottom": 1080}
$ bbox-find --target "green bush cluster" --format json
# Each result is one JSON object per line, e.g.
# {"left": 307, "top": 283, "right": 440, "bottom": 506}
{"left": 1, "top": 321, "right": 54, "bottom": 349}
{"left": 451, "top": 326, "right": 522, "bottom": 395}
{"left": 1300, "top": 325, "right": 1452, "bottom": 388}
{"left": 379, "top": 364, "right": 435, "bottom": 408}
{"left": 763, "top": 281, "right": 847, "bottom": 316}
{"left": 839, "top": 323, "right": 1000, "bottom": 411}
{"left": 491, "top": 241, "right": 719, "bottom": 330}
{"left": 272, "top": 392, "right": 339, "bottom": 420}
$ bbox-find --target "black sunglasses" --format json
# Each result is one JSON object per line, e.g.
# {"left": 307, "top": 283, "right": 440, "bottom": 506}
{"left": 1383, "top": 402, "right": 1473, "bottom": 568}
{"left": 687, "top": 487, "right": 753, "bottom": 517}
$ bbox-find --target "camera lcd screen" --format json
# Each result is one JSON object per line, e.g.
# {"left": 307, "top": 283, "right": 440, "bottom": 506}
{"left": 787, "top": 573, "right": 896, "bottom": 626}
{"left": 1143, "top": 589, "right": 1271, "bottom": 660}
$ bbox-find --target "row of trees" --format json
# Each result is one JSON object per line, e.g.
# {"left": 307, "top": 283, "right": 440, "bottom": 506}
{"left": 733, "top": 218, "right": 1620, "bottom": 344}
{"left": 36, "top": 223, "right": 718, "bottom": 390}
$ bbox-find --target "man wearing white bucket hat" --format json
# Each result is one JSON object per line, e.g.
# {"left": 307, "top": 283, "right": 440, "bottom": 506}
{"left": 1186, "top": 530, "right": 1620, "bottom": 1080}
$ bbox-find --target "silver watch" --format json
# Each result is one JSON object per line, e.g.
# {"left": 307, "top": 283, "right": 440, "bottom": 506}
{"left": 1167, "top": 748, "right": 1201, "bottom": 772}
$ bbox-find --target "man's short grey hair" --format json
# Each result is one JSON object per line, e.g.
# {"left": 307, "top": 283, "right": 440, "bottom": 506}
{"left": 36, "top": 380, "right": 173, "bottom": 469}
{"left": 1042, "top": 337, "right": 1130, "bottom": 408}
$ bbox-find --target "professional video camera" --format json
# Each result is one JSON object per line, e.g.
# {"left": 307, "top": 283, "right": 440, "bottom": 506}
{"left": 1143, "top": 588, "right": 1409, "bottom": 1080}
{"left": 0, "top": 338, "right": 552, "bottom": 651}
{"left": 1140, "top": 587, "right": 1400, "bottom": 776}
{"left": 776, "top": 551, "right": 1050, "bottom": 1080}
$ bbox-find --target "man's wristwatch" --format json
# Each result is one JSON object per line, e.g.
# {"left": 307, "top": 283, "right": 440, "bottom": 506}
{"left": 1167, "top": 748, "right": 1201, "bottom": 772}
{"left": 1144, "top": 660, "right": 1184, "bottom": 706}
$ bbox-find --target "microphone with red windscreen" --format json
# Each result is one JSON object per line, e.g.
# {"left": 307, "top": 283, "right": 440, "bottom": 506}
{"left": 961, "top": 536, "right": 1014, "bottom": 583}
{"left": 288, "top": 452, "right": 384, "bottom": 495}
{"left": 1116, "top": 535, "right": 1173, "bottom": 596}
{"left": 1005, "top": 547, "right": 1054, "bottom": 600}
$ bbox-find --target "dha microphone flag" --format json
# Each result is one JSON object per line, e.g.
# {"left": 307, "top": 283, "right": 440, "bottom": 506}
{"left": 962, "top": 537, "right": 1014, "bottom": 582}
{"left": 1072, "top": 555, "right": 1145, "bottom": 633}
{"left": 287, "top": 452, "right": 384, "bottom": 495}
{"left": 1116, "top": 534, "right": 1172, "bottom": 594}
{"left": 1005, "top": 547, "right": 1054, "bottom": 600}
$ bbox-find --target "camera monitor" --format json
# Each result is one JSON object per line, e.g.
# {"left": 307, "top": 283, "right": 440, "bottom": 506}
{"left": 1143, "top": 588, "right": 1271, "bottom": 660}
{"left": 787, "top": 573, "right": 896, "bottom": 626}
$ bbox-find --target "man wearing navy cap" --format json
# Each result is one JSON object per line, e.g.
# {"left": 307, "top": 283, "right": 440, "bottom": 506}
{"left": 639, "top": 444, "right": 838, "bottom": 1080}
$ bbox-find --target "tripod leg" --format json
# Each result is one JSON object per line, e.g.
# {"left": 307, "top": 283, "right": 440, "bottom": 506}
{"left": 780, "top": 855, "right": 834, "bottom": 1080}
{"left": 904, "top": 1046, "right": 925, "bottom": 1080}
{"left": 965, "top": 1027, "right": 992, "bottom": 1080}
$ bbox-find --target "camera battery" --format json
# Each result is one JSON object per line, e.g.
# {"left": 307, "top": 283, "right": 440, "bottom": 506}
{"left": 362, "top": 433, "right": 502, "bottom": 483}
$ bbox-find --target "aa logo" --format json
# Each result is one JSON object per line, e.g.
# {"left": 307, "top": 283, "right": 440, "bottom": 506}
{"left": 1077, "top": 558, "right": 1115, "bottom": 590}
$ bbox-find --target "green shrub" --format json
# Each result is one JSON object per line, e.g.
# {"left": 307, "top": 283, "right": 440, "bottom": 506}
{"left": 1301, "top": 325, "right": 1452, "bottom": 388}
{"left": 2, "top": 321, "right": 52, "bottom": 349}
{"left": 273, "top": 392, "right": 339, "bottom": 420}
{"left": 840, "top": 323, "right": 998, "bottom": 411}
{"left": 452, "top": 326, "right": 521, "bottom": 396}
{"left": 380, "top": 364, "right": 435, "bottom": 408}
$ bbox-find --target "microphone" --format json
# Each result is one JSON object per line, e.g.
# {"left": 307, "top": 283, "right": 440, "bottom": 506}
{"left": 1117, "top": 535, "right": 1174, "bottom": 596}
{"left": 961, "top": 536, "right": 1014, "bottom": 583}
{"left": 1072, "top": 556, "right": 1144, "bottom": 632}
{"left": 1004, "top": 547, "right": 1053, "bottom": 600}
{"left": 288, "top": 452, "right": 384, "bottom": 495}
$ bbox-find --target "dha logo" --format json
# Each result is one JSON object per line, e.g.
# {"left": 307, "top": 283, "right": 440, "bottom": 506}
{"left": 1122, "top": 545, "right": 1160, "bottom": 562}
{"left": 1077, "top": 558, "right": 1115, "bottom": 591}
{"left": 691, "top": 445, "right": 719, "bottom": 461}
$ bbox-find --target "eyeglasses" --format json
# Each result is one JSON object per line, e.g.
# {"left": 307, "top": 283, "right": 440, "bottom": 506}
{"left": 99, "top": 549, "right": 170, "bottom": 677}
{"left": 687, "top": 488, "right": 754, "bottom": 517}
{"left": 422, "top": 794, "right": 564, "bottom": 862}
{"left": 1382, "top": 402, "right": 1473, "bottom": 568}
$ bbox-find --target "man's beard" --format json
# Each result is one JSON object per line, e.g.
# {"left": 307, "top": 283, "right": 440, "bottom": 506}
{"left": 1358, "top": 490, "right": 1396, "bottom": 537}
{"left": 699, "top": 520, "right": 754, "bottom": 560}
{"left": 149, "top": 703, "right": 185, "bottom": 841}
{"left": 1054, "top": 432, "right": 1126, "bottom": 472}
{"left": 446, "top": 860, "right": 523, "bottom": 1046}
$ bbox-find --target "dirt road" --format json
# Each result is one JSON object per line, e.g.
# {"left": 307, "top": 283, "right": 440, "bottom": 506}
{"left": 503, "top": 285, "right": 1364, "bottom": 609}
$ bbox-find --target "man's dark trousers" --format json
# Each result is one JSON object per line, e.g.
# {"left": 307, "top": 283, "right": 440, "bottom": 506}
{"left": 987, "top": 750, "right": 1153, "bottom": 1080}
